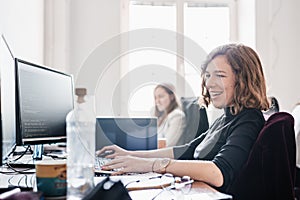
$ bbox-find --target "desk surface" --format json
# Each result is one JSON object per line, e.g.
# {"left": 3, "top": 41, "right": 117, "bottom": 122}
{"left": 95, "top": 173, "right": 232, "bottom": 200}
{"left": 1, "top": 161, "right": 232, "bottom": 200}
{"left": 129, "top": 181, "right": 232, "bottom": 200}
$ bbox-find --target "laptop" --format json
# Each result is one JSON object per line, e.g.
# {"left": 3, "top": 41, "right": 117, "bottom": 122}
{"left": 95, "top": 117, "right": 158, "bottom": 151}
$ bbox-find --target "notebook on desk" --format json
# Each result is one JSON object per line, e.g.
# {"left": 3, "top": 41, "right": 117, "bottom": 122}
{"left": 95, "top": 117, "right": 158, "bottom": 151}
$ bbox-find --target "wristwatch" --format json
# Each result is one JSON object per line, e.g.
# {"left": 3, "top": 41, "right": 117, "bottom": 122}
{"left": 159, "top": 158, "right": 171, "bottom": 174}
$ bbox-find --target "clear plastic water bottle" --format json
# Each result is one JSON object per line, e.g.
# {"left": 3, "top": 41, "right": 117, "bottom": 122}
{"left": 66, "top": 88, "right": 95, "bottom": 199}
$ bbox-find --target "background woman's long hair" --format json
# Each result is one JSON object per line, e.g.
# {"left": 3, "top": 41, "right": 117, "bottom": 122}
{"left": 154, "top": 83, "right": 180, "bottom": 126}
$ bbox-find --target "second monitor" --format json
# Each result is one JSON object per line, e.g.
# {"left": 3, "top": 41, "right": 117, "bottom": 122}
{"left": 96, "top": 117, "right": 157, "bottom": 151}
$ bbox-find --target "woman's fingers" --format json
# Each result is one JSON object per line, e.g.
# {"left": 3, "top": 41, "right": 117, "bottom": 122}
{"left": 102, "top": 155, "right": 153, "bottom": 174}
{"left": 96, "top": 145, "right": 123, "bottom": 159}
{"left": 103, "top": 155, "right": 155, "bottom": 174}
{"left": 96, "top": 145, "right": 114, "bottom": 155}
{"left": 102, "top": 156, "right": 132, "bottom": 172}
{"left": 105, "top": 153, "right": 117, "bottom": 159}
{"left": 102, "top": 156, "right": 124, "bottom": 169}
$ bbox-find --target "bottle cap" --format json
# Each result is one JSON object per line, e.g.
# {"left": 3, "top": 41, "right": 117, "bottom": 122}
{"left": 75, "top": 88, "right": 87, "bottom": 96}
{"left": 75, "top": 88, "right": 87, "bottom": 103}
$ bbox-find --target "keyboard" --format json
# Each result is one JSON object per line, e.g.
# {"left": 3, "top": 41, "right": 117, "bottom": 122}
{"left": 94, "top": 156, "right": 112, "bottom": 170}
{"left": 94, "top": 157, "right": 114, "bottom": 176}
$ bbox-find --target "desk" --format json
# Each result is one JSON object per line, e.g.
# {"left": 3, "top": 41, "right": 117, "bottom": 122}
{"left": 1, "top": 165, "right": 232, "bottom": 200}
{"left": 0, "top": 168, "right": 35, "bottom": 189}
{"left": 95, "top": 173, "right": 232, "bottom": 200}
{"left": 0, "top": 153, "right": 36, "bottom": 189}
{"left": 129, "top": 182, "right": 232, "bottom": 200}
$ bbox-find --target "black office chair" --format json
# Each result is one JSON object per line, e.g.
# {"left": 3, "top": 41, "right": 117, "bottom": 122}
{"left": 263, "top": 96, "right": 280, "bottom": 119}
{"left": 295, "top": 167, "right": 300, "bottom": 200}
{"left": 177, "top": 97, "right": 209, "bottom": 145}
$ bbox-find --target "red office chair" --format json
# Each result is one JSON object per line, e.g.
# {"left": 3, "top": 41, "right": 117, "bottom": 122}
{"left": 228, "top": 112, "right": 296, "bottom": 200}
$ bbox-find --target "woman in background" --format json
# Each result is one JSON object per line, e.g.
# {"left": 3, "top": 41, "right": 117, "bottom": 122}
{"left": 153, "top": 83, "right": 186, "bottom": 147}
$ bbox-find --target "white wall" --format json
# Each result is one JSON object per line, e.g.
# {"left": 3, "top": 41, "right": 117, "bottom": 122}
{"left": 43, "top": 0, "right": 123, "bottom": 115}
{"left": 44, "top": 0, "right": 70, "bottom": 72}
{"left": 234, "top": 0, "right": 300, "bottom": 112}
{"left": 256, "top": 0, "right": 300, "bottom": 111}
{"left": 0, "top": 0, "right": 123, "bottom": 116}
{"left": 237, "top": 0, "right": 255, "bottom": 48}
{"left": 0, "top": 0, "right": 44, "bottom": 64}
{"left": 67, "top": 0, "right": 122, "bottom": 116}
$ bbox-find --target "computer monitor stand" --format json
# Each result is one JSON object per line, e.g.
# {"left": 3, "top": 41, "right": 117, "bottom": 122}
{"left": 32, "top": 144, "right": 43, "bottom": 160}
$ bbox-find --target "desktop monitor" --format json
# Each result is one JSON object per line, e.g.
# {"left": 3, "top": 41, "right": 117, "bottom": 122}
{"left": 15, "top": 58, "right": 74, "bottom": 146}
{"left": 96, "top": 117, "right": 157, "bottom": 151}
{"left": 0, "top": 35, "right": 17, "bottom": 165}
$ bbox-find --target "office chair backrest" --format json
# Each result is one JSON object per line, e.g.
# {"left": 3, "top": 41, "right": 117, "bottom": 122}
{"left": 177, "top": 97, "right": 209, "bottom": 145}
{"left": 228, "top": 112, "right": 296, "bottom": 200}
{"left": 263, "top": 96, "right": 280, "bottom": 119}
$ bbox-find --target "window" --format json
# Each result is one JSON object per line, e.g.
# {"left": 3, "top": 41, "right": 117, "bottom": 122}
{"left": 184, "top": 2, "right": 231, "bottom": 102}
{"left": 123, "top": 0, "right": 236, "bottom": 116}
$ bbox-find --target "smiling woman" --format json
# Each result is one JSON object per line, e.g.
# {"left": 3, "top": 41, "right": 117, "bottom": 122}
{"left": 97, "top": 43, "right": 269, "bottom": 197}
{"left": 203, "top": 55, "right": 236, "bottom": 109}
{"left": 201, "top": 44, "right": 269, "bottom": 115}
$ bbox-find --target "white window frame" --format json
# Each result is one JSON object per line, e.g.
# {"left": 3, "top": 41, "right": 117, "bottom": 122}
{"left": 120, "top": 0, "right": 237, "bottom": 116}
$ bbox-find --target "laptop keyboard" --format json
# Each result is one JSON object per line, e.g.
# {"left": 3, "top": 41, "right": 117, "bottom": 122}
{"left": 94, "top": 156, "right": 112, "bottom": 170}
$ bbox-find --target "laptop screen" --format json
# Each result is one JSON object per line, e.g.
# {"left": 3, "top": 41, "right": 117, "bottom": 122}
{"left": 96, "top": 117, "right": 157, "bottom": 151}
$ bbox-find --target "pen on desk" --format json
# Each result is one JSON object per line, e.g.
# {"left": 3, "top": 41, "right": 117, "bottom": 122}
{"left": 0, "top": 188, "right": 21, "bottom": 199}
{"left": 124, "top": 175, "right": 163, "bottom": 188}
{"left": 127, "top": 183, "right": 172, "bottom": 191}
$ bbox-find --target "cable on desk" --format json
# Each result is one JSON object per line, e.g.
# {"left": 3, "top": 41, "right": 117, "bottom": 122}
{"left": 0, "top": 170, "right": 21, "bottom": 175}
{"left": 18, "top": 175, "right": 25, "bottom": 187}
{"left": 6, "top": 163, "right": 35, "bottom": 174}
{"left": 124, "top": 180, "right": 141, "bottom": 188}
{"left": 30, "top": 174, "right": 35, "bottom": 188}
{"left": 12, "top": 146, "right": 32, "bottom": 162}
{"left": 7, "top": 173, "right": 34, "bottom": 190}
{"left": 5, "top": 145, "right": 17, "bottom": 159}
{"left": 43, "top": 153, "right": 66, "bottom": 160}
{"left": 7, "top": 176, "right": 13, "bottom": 188}
{"left": 19, "top": 174, "right": 32, "bottom": 188}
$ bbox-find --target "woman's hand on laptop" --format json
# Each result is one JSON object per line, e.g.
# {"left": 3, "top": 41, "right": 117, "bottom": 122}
{"left": 101, "top": 155, "right": 154, "bottom": 174}
{"left": 96, "top": 145, "right": 129, "bottom": 159}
